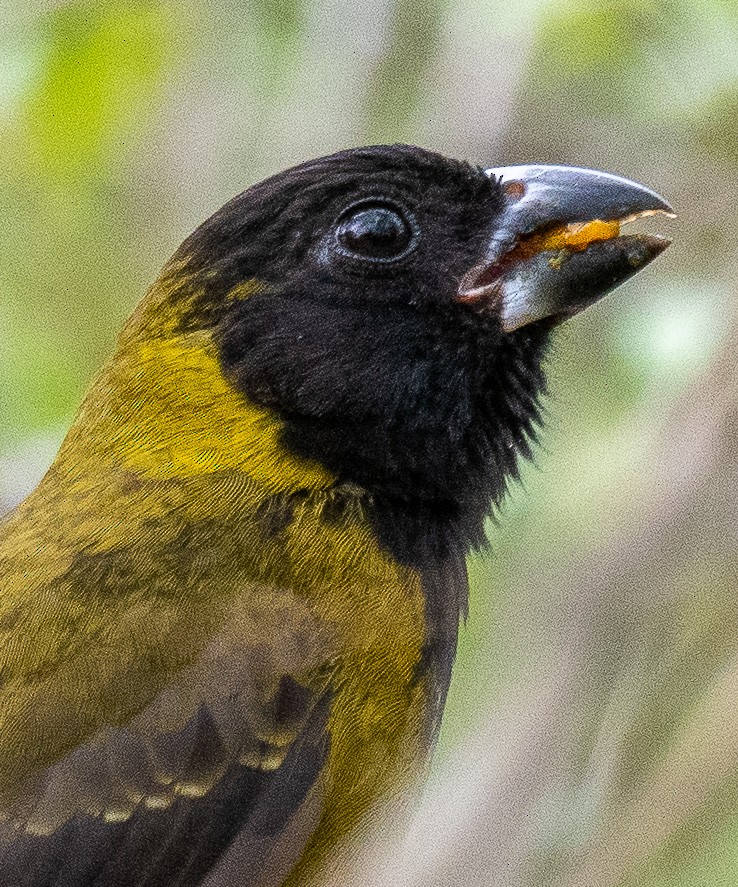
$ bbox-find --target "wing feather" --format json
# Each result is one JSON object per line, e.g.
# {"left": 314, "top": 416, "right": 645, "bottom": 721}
{"left": 0, "top": 684, "right": 332, "bottom": 887}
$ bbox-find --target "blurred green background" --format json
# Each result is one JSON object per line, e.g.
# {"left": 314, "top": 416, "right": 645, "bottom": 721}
{"left": 3, "top": 1, "right": 738, "bottom": 885}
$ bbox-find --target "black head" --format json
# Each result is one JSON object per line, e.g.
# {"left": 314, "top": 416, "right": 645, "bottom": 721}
{"left": 163, "top": 145, "right": 670, "bottom": 563}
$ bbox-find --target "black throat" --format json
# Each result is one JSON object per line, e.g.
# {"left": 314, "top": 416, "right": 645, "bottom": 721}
{"left": 215, "top": 290, "right": 549, "bottom": 568}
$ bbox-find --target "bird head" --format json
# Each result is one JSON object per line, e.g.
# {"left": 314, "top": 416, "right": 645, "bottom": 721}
{"left": 113, "top": 145, "right": 672, "bottom": 561}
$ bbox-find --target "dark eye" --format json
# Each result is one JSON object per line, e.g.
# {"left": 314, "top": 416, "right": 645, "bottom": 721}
{"left": 335, "top": 203, "right": 414, "bottom": 261}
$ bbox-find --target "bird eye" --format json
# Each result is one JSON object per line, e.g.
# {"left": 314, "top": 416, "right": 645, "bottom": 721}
{"left": 335, "top": 202, "right": 414, "bottom": 261}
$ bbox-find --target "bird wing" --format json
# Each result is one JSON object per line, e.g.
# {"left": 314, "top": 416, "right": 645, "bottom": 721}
{"left": 0, "top": 485, "right": 340, "bottom": 887}
{"left": 0, "top": 689, "right": 331, "bottom": 887}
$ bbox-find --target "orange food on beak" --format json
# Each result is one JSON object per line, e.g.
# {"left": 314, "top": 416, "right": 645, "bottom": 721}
{"left": 539, "top": 218, "right": 621, "bottom": 252}
{"left": 529, "top": 218, "right": 621, "bottom": 258}
{"left": 488, "top": 219, "right": 623, "bottom": 277}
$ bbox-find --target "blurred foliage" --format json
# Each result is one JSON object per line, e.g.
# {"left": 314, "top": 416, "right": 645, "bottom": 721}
{"left": 23, "top": 2, "right": 180, "bottom": 178}
{"left": 3, "top": 1, "right": 738, "bottom": 885}
{"left": 363, "top": 0, "right": 446, "bottom": 142}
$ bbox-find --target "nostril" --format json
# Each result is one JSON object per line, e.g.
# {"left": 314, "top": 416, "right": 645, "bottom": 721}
{"left": 502, "top": 180, "right": 526, "bottom": 201}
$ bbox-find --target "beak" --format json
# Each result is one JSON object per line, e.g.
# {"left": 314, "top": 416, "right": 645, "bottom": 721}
{"left": 458, "top": 164, "right": 675, "bottom": 331}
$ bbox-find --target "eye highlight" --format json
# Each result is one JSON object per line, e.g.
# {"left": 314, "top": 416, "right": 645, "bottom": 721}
{"left": 335, "top": 202, "right": 415, "bottom": 261}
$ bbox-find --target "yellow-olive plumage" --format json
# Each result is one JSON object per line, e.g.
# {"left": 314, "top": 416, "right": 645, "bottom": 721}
{"left": 0, "top": 280, "right": 433, "bottom": 884}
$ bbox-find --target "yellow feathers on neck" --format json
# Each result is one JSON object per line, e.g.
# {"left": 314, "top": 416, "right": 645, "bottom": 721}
{"left": 57, "top": 277, "right": 334, "bottom": 495}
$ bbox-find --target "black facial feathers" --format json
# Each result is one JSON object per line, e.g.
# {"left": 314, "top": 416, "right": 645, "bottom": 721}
{"left": 168, "top": 145, "right": 551, "bottom": 564}
{"left": 174, "top": 145, "right": 496, "bottom": 309}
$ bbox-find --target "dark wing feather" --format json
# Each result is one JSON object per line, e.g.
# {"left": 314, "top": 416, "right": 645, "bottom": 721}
{"left": 0, "top": 681, "right": 331, "bottom": 887}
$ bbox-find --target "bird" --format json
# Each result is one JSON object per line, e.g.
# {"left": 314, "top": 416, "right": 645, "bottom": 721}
{"left": 0, "top": 144, "right": 672, "bottom": 886}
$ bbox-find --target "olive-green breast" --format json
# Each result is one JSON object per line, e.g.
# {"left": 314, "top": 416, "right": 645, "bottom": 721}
{"left": 0, "top": 314, "right": 453, "bottom": 885}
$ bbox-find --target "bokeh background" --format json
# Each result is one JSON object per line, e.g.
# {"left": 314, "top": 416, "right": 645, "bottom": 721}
{"left": 2, "top": 1, "right": 738, "bottom": 884}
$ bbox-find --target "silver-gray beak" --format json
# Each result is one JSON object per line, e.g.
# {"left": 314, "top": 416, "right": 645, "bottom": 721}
{"left": 457, "top": 164, "right": 675, "bottom": 331}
